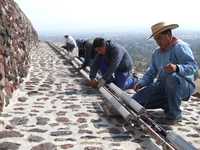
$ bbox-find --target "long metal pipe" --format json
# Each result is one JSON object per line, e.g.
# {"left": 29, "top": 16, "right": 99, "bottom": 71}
{"left": 99, "top": 87, "right": 133, "bottom": 121}
{"left": 108, "top": 83, "right": 145, "bottom": 114}
{"left": 71, "top": 60, "right": 79, "bottom": 69}
{"left": 166, "top": 132, "right": 197, "bottom": 150}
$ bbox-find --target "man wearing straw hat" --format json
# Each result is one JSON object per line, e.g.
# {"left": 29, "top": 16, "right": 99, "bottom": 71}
{"left": 132, "top": 22, "right": 199, "bottom": 124}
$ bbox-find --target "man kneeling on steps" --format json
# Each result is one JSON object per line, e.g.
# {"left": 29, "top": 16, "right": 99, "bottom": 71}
{"left": 87, "top": 37, "right": 137, "bottom": 90}
{"left": 132, "top": 22, "right": 199, "bottom": 125}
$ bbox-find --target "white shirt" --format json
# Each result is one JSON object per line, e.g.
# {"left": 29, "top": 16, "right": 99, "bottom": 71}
{"left": 65, "top": 36, "right": 78, "bottom": 48}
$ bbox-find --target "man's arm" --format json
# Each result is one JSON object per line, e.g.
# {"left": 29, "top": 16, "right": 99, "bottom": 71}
{"left": 175, "top": 44, "right": 198, "bottom": 77}
{"left": 139, "top": 53, "right": 158, "bottom": 86}
{"left": 83, "top": 44, "right": 92, "bottom": 67}
{"left": 89, "top": 55, "right": 100, "bottom": 80}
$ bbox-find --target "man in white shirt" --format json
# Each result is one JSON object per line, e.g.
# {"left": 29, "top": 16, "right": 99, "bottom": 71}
{"left": 62, "top": 35, "right": 78, "bottom": 57}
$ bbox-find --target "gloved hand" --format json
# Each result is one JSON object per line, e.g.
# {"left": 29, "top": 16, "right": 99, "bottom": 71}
{"left": 97, "top": 78, "right": 106, "bottom": 88}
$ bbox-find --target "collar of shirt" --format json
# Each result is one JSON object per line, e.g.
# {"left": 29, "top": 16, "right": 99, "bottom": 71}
{"left": 160, "top": 37, "right": 178, "bottom": 51}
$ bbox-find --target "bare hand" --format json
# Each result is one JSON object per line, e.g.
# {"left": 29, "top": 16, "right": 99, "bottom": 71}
{"left": 134, "top": 83, "right": 144, "bottom": 92}
{"left": 163, "top": 63, "right": 177, "bottom": 73}
{"left": 87, "top": 80, "right": 98, "bottom": 88}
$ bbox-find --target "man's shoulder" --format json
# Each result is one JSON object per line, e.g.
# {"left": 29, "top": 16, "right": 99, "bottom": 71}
{"left": 111, "top": 43, "right": 127, "bottom": 54}
{"left": 174, "top": 39, "right": 190, "bottom": 49}
{"left": 69, "top": 36, "right": 75, "bottom": 40}
{"left": 107, "top": 41, "right": 121, "bottom": 49}
{"left": 172, "top": 40, "right": 194, "bottom": 59}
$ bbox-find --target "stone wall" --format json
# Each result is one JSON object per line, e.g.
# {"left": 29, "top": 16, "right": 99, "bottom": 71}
{"left": 0, "top": 0, "right": 38, "bottom": 112}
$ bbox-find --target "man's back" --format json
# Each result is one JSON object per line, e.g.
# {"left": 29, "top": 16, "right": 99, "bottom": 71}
{"left": 65, "top": 36, "right": 77, "bottom": 48}
{"left": 104, "top": 41, "right": 133, "bottom": 72}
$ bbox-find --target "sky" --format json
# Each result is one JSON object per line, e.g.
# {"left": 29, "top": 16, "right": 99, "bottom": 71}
{"left": 14, "top": 0, "right": 200, "bottom": 35}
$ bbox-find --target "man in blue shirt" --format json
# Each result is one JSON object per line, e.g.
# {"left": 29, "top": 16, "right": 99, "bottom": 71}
{"left": 132, "top": 22, "right": 199, "bottom": 125}
{"left": 88, "top": 37, "right": 137, "bottom": 90}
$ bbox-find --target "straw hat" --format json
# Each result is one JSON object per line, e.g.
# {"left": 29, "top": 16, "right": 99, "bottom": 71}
{"left": 148, "top": 22, "right": 179, "bottom": 39}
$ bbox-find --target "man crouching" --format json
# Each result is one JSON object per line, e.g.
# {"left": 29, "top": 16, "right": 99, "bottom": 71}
{"left": 132, "top": 22, "right": 199, "bottom": 125}
{"left": 88, "top": 37, "right": 137, "bottom": 90}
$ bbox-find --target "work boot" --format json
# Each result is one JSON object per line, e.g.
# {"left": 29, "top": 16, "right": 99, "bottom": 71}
{"left": 156, "top": 115, "right": 182, "bottom": 125}
{"left": 161, "top": 115, "right": 182, "bottom": 125}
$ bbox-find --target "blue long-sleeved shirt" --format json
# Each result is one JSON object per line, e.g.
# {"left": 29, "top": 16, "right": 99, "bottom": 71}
{"left": 139, "top": 39, "right": 199, "bottom": 86}
{"left": 89, "top": 41, "right": 133, "bottom": 81}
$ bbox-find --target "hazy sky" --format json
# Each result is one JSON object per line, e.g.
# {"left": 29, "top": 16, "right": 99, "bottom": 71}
{"left": 15, "top": 0, "right": 200, "bottom": 35}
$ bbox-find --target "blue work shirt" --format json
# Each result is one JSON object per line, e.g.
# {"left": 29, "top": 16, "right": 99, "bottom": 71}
{"left": 139, "top": 39, "right": 198, "bottom": 87}
{"left": 89, "top": 41, "right": 133, "bottom": 81}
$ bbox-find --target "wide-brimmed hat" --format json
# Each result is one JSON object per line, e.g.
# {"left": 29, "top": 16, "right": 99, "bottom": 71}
{"left": 148, "top": 22, "right": 179, "bottom": 39}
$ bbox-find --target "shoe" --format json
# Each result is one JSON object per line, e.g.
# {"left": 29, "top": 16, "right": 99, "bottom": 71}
{"left": 164, "top": 116, "right": 182, "bottom": 125}
{"left": 157, "top": 116, "right": 182, "bottom": 125}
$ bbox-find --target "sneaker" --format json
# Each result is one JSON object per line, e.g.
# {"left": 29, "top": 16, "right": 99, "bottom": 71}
{"left": 157, "top": 116, "right": 182, "bottom": 125}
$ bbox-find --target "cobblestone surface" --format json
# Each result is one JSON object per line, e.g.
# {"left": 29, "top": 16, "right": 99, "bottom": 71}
{"left": 0, "top": 42, "right": 199, "bottom": 150}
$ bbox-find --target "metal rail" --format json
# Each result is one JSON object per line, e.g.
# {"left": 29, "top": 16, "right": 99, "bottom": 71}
{"left": 47, "top": 42, "right": 198, "bottom": 150}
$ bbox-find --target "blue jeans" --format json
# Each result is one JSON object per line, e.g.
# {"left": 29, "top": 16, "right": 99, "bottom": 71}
{"left": 132, "top": 73, "right": 195, "bottom": 120}
{"left": 98, "top": 58, "right": 136, "bottom": 90}
{"left": 114, "top": 71, "right": 136, "bottom": 90}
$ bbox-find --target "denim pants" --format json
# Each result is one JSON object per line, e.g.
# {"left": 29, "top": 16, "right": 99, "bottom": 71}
{"left": 132, "top": 73, "right": 195, "bottom": 120}
{"left": 114, "top": 71, "right": 136, "bottom": 90}
{"left": 98, "top": 58, "right": 136, "bottom": 90}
